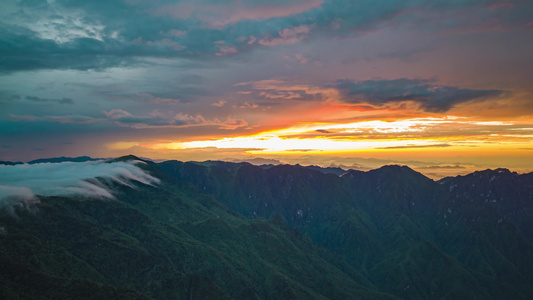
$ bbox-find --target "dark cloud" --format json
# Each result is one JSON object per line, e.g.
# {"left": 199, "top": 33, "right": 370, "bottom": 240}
{"left": 25, "top": 96, "right": 74, "bottom": 104}
{"left": 102, "top": 109, "right": 247, "bottom": 130}
{"left": 145, "top": 87, "right": 210, "bottom": 102}
{"left": 103, "top": 109, "right": 193, "bottom": 128}
{"left": 316, "top": 129, "right": 331, "bottom": 134}
{"left": 333, "top": 79, "right": 505, "bottom": 112}
{"left": 2, "top": 93, "right": 73, "bottom": 104}
{"left": 1, "top": 0, "right": 518, "bottom": 72}
{"left": 111, "top": 116, "right": 187, "bottom": 127}
{"left": 0, "top": 24, "right": 118, "bottom": 72}
{"left": 0, "top": 118, "right": 116, "bottom": 140}
{"left": 9, "top": 114, "right": 99, "bottom": 124}
{"left": 96, "top": 84, "right": 210, "bottom": 104}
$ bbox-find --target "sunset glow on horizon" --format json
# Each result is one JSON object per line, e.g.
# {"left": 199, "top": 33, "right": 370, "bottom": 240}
{"left": 1, "top": 0, "right": 532, "bottom": 178}
{"left": 145, "top": 116, "right": 527, "bottom": 153}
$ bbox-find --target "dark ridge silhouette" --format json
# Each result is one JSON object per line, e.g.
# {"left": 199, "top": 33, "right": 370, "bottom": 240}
{"left": 2, "top": 158, "right": 533, "bottom": 299}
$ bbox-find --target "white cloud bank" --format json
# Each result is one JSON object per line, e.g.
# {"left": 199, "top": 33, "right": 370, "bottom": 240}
{"left": 0, "top": 161, "right": 160, "bottom": 209}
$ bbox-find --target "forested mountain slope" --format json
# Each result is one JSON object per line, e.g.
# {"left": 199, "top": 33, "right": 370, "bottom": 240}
{"left": 1, "top": 156, "right": 532, "bottom": 299}
{"left": 160, "top": 160, "right": 533, "bottom": 299}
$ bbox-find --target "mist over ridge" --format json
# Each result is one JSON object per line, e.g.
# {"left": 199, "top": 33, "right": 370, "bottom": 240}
{"left": 0, "top": 159, "right": 159, "bottom": 208}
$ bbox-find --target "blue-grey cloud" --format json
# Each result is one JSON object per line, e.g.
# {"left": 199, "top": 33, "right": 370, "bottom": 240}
{"left": 8, "top": 114, "right": 99, "bottom": 124}
{"left": 25, "top": 96, "right": 74, "bottom": 104}
{"left": 2, "top": 0, "right": 522, "bottom": 72}
{"left": 103, "top": 109, "right": 247, "bottom": 130}
{"left": 333, "top": 79, "right": 506, "bottom": 112}
{"left": 0, "top": 160, "right": 160, "bottom": 210}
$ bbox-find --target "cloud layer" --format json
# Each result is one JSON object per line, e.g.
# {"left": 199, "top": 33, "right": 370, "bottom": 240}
{"left": 0, "top": 161, "right": 160, "bottom": 209}
{"left": 2, "top": 0, "right": 529, "bottom": 72}
{"left": 334, "top": 79, "right": 505, "bottom": 112}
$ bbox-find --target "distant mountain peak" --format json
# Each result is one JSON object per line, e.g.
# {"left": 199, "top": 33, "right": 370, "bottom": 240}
{"left": 358, "top": 165, "right": 432, "bottom": 184}
{"left": 471, "top": 168, "right": 516, "bottom": 177}
{"left": 375, "top": 164, "right": 413, "bottom": 171}
{"left": 108, "top": 155, "right": 150, "bottom": 164}
{"left": 438, "top": 168, "right": 519, "bottom": 185}
{"left": 372, "top": 164, "right": 424, "bottom": 175}
{"left": 231, "top": 157, "right": 283, "bottom": 165}
{"left": 27, "top": 156, "right": 100, "bottom": 164}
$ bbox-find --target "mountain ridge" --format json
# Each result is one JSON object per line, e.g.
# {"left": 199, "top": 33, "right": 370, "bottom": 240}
{"left": 156, "top": 157, "right": 533, "bottom": 299}
{"left": 1, "top": 155, "right": 533, "bottom": 299}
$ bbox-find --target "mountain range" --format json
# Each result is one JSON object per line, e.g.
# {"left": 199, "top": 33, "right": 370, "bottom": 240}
{"left": 1, "top": 156, "right": 532, "bottom": 299}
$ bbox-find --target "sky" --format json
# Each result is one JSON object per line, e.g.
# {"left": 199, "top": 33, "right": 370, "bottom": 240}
{"left": 1, "top": 0, "right": 532, "bottom": 178}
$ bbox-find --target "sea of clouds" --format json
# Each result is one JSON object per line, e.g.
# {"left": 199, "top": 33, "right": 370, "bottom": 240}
{"left": 0, "top": 160, "right": 160, "bottom": 209}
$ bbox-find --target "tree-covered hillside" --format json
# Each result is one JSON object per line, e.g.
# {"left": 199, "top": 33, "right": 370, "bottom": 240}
{"left": 1, "top": 156, "right": 533, "bottom": 299}
{"left": 160, "top": 160, "right": 533, "bottom": 299}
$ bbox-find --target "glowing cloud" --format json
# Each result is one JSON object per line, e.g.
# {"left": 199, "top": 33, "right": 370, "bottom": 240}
{"left": 150, "top": 116, "right": 530, "bottom": 155}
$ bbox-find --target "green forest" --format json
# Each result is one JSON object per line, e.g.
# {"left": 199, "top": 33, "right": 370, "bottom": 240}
{"left": 1, "top": 156, "right": 533, "bottom": 299}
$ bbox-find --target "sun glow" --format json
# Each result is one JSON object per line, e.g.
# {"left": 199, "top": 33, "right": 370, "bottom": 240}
{"left": 176, "top": 136, "right": 435, "bottom": 153}
{"left": 149, "top": 117, "right": 528, "bottom": 155}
